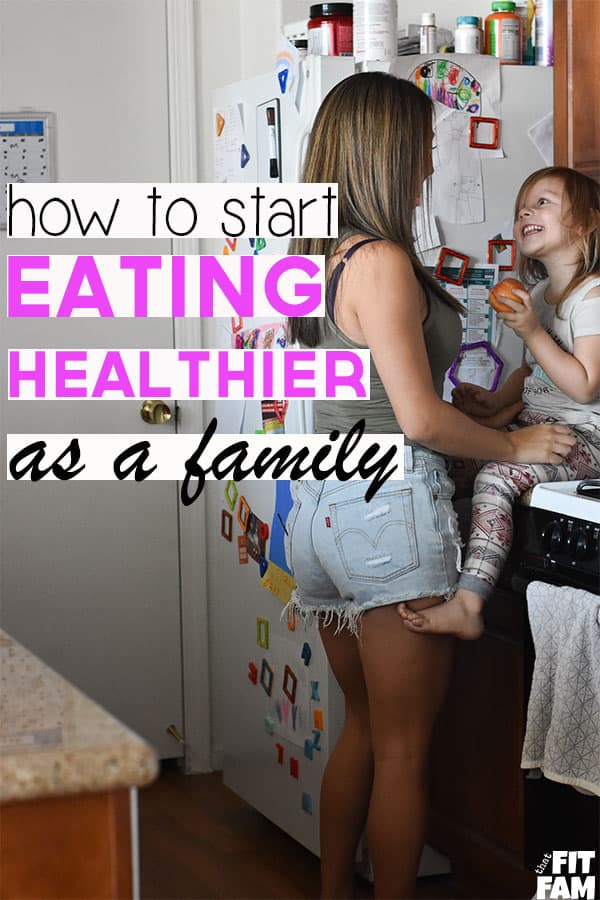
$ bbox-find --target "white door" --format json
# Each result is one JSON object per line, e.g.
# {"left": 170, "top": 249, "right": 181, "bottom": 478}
{"left": 0, "top": 0, "right": 184, "bottom": 759}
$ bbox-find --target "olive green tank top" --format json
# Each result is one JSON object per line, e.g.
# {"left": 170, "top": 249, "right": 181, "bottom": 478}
{"left": 312, "top": 240, "right": 463, "bottom": 440}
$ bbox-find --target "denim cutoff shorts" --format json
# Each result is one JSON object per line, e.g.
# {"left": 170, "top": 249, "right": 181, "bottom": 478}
{"left": 284, "top": 445, "right": 462, "bottom": 634}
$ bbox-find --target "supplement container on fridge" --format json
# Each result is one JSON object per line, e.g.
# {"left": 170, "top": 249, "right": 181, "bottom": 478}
{"left": 353, "top": 0, "right": 398, "bottom": 63}
{"left": 534, "top": 0, "right": 553, "bottom": 66}
{"left": 419, "top": 12, "right": 437, "bottom": 54}
{"left": 307, "top": 3, "right": 353, "bottom": 57}
{"left": 485, "top": 0, "right": 522, "bottom": 64}
{"left": 455, "top": 16, "right": 482, "bottom": 54}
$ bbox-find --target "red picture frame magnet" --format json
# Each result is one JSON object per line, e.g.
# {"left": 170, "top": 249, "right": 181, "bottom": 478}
{"left": 283, "top": 664, "right": 298, "bottom": 704}
{"left": 488, "top": 238, "right": 517, "bottom": 271}
{"left": 435, "top": 248, "right": 470, "bottom": 286}
{"left": 237, "top": 496, "right": 250, "bottom": 532}
{"left": 290, "top": 757, "right": 299, "bottom": 779}
{"left": 469, "top": 116, "right": 500, "bottom": 149}
{"left": 247, "top": 661, "right": 258, "bottom": 684}
{"left": 276, "top": 742, "right": 284, "bottom": 764}
{"left": 221, "top": 509, "right": 233, "bottom": 542}
{"left": 231, "top": 316, "right": 244, "bottom": 334}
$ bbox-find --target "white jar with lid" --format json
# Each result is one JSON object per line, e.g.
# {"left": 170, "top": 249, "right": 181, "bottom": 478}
{"left": 454, "top": 15, "right": 482, "bottom": 53}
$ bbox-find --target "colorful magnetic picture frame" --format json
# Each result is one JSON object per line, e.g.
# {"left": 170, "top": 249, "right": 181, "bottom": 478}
{"left": 447, "top": 340, "right": 504, "bottom": 392}
{"left": 256, "top": 617, "right": 270, "bottom": 649}
{"left": 282, "top": 664, "right": 298, "bottom": 704}
{"left": 488, "top": 238, "right": 517, "bottom": 271}
{"left": 221, "top": 509, "right": 233, "bottom": 542}
{"left": 237, "top": 496, "right": 250, "bottom": 532}
{"left": 224, "top": 480, "right": 238, "bottom": 511}
{"left": 260, "top": 658, "right": 274, "bottom": 696}
{"left": 435, "top": 247, "right": 470, "bottom": 286}
{"left": 469, "top": 116, "right": 500, "bottom": 150}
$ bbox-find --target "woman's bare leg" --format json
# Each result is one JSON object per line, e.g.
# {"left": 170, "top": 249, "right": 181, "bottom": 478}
{"left": 318, "top": 620, "right": 373, "bottom": 899}
{"left": 358, "top": 602, "right": 453, "bottom": 899}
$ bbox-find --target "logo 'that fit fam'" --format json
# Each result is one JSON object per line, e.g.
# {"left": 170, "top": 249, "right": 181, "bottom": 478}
{"left": 535, "top": 851, "right": 597, "bottom": 899}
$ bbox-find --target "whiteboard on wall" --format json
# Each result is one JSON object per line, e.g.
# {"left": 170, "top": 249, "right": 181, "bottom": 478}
{"left": 1, "top": 111, "right": 55, "bottom": 229}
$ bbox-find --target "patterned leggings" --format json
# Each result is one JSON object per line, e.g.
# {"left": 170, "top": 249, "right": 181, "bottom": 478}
{"left": 455, "top": 413, "right": 600, "bottom": 601}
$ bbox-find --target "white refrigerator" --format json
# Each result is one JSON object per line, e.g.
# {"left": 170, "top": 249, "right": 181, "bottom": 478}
{"left": 206, "top": 53, "right": 553, "bottom": 866}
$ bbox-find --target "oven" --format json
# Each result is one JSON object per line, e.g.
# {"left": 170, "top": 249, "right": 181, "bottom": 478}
{"left": 509, "top": 481, "right": 600, "bottom": 878}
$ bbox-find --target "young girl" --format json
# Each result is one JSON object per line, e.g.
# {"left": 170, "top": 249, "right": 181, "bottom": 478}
{"left": 285, "top": 77, "right": 575, "bottom": 899}
{"left": 399, "top": 166, "right": 600, "bottom": 641}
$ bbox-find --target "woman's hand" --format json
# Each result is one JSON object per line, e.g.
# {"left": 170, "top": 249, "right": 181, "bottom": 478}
{"left": 452, "top": 383, "right": 501, "bottom": 417}
{"left": 507, "top": 423, "right": 577, "bottom": 465}
{"left": 497, "top": 288, "right": 543, "bottom": 344}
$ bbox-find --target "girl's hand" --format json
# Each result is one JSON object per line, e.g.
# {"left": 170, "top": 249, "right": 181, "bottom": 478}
{"left": 469, "top": 399, "right": 524, "bottom": 429}
{"left": 507, "top": 423, "right": 577, "bottom": 465}
{"left": 496, "top": 288, "right": 543, "bottom": 343}
{"left": 452, "top": 382, "right": 501, "bottom": 417}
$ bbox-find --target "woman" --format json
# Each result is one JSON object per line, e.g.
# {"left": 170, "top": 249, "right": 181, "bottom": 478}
{"left": 285, "top": 72, "right": 575, "bottom": 899}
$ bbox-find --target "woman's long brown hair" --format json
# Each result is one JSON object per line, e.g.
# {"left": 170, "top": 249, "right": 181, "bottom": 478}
{"left": 288, "top": 71, "right": 463, "bottom": 347}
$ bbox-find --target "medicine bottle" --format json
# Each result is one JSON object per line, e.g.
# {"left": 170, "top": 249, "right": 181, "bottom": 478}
{"left": 353, "top": 0, "right": 397, "bottom": 63}
{"left": 514, "top": 0, "right": 535, "bottom": 64}
{"left": 307, "top": 3, "right": 353, "bottom": 57}
{"left": 485, "top": 1, "right": 522, "bottom": 64}
{"left": 455, "top": 16, "right": 482, "bottom": 54}
{"left": 534, "top": 0, "right": 553, "bottom": 66}
{"left": 419, "top": 12, "right": 437, "bottom": 54}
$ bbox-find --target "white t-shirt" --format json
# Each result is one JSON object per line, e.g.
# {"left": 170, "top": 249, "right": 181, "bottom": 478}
{"left": 523, "top": 276, "right": 600, "bottom": 424}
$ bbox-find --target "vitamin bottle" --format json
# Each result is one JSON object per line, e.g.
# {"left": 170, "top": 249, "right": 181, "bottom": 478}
{"left": 454, "top": 16, "right": 482, "bottom": 54}
{"left": 419, "top": 12, "right": 437, "bottom": 54}
{"left": 353, "top": 0, "right": 398, "bottom": 63}
{"left": 307, "top": 3, "right": 354, "bottom": 57}
{"left": 534, "top": 0, "right": 553, "bottom": 66}
{"left": 514, "top": 0, "right": 535, "bottom": 64}
{"left": 485, "top": 0, "right": 523, "bottom": 64}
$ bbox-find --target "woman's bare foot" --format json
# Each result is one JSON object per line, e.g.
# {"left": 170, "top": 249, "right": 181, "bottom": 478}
{"left": 397, "top": 590, "right": 484, "bottom": 640}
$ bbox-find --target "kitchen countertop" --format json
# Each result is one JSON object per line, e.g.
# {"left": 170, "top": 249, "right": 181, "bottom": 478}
{"left": 0, "top": 630, "right": 159, "bottom": 804}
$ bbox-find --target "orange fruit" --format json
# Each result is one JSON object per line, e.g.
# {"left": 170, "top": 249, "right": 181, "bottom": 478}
{"left": 489, "top": 278, "right": 526, "bottom": 313}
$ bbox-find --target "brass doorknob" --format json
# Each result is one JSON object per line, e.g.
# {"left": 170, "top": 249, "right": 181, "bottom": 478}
{"left": 140, "top": 399, "right": 173, "bottom": 425}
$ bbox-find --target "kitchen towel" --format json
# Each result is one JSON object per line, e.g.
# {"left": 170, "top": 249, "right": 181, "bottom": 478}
{"left": 521, "top": 580, "right": 600, "bottom": 796}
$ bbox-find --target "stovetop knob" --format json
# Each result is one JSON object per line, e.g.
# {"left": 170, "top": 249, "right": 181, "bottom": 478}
{"left": 542, "top": 520, "right": 563, "bottom": 553}
{"left": 568, "top": 526, "right": 590, "bottom": 562}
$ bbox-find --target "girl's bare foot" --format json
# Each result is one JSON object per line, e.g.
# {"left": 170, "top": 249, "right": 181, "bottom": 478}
{"left": 397, "top": 590, "right": 484, "bottom": 640}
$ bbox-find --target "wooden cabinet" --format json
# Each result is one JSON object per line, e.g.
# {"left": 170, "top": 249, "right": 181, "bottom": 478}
{"left": 427, "top": 580, "right": 537, "bottom": 899}
{"left": 553, "top": 0, "right": 600, "bottom": 182}
{"left": 0, "top": 790, "right": 134, "bottom": 900}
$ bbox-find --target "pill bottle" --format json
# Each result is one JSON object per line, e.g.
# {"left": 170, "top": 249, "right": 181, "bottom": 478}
{"left": 353, "top": 0, "right": 398, "bottom": 62}
{"left": 419, "top": 12, "right": 437, "bottom": 54}
{"left": 485, "top": 1, "right": 522, "bottom": 64}
{"left": 534, "top": 0, "right": 553, "bottom": 66}
{"left": 307, "top": 3, "right": 353, "bottom": 56}
{"left": 455, "top": 16, "right": 482, "bottom": 54}
{"left": 514, "top": 0, "right": 535, "bottom": 64}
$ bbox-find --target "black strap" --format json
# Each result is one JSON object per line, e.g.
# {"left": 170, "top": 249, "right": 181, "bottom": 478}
{"left": 326, "top": 238, "right": 382, "bottom": 319}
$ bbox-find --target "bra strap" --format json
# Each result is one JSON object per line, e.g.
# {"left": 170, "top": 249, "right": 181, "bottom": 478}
{"left": 326, "top": 238, "right": 382, "bottom": 319}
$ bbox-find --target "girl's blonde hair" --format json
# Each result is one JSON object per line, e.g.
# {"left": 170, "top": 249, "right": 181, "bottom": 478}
{"left": 288, "top": 71, "right": 462, "bottom": 346}
{"left": 516, "top": 166, "right": 600, "bottom": 304}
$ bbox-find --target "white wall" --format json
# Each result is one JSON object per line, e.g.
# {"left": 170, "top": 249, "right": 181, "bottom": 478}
{"left": 194, "top": 0, "right": 284, "bottom": 184}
